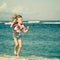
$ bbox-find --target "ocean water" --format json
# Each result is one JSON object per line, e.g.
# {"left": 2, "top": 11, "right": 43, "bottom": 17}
{"left": 0, "top": 22, "right": 60, "bottom": 60}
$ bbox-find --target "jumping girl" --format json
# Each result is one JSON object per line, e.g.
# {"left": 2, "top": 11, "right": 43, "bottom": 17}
{"left": 10, "top": 15, "right": 29, "bottom": 56}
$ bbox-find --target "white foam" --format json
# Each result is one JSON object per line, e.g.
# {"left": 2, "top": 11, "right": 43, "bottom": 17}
{"left": 4, "top": 22, "right": 11, "bottom": 25}
{"left": 42, "top": 22, "right": 60, "bottom": 24}
{"left": 27, "top": 56, "right": 59, "bottom": 60}
{"left": 28, "top": 21, "right": 40, "bottom": 23}
{"left": 4, "top": 21, "right": 40, "bottom": 25}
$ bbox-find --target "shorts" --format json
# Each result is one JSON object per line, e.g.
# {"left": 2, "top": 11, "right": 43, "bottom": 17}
{"left": 13, "top": 32, "right": 22, "bottom": 40}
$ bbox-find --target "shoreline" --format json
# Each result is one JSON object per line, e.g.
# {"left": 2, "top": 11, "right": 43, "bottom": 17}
{"left": 0, "top": 55, "right": 59, "bottom": 60}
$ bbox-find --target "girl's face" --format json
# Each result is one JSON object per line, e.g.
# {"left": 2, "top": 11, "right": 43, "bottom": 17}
{"left": 17, "top": 17, "right": 22, "bottom": 24}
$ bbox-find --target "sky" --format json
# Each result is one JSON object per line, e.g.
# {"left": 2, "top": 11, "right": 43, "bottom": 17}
{"left": 0, "top": 0, "right": 60, "bottom": 21}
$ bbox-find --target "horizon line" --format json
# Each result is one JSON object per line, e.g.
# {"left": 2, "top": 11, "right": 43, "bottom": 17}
{"left": 0, "top": 19, "right": 60, "bottom": 21}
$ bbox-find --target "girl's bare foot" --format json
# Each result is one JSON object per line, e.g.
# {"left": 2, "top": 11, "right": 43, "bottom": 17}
{"left": 14, "top": 51, "right": 17, "bottom": 56}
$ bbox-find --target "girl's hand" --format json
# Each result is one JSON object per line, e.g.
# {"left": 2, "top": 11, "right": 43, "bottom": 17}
{"left": 27, "top": 26, "right": 29, "bottom": 30}
{"left": 24, "top": 26, "right": 29, "bottom": 33}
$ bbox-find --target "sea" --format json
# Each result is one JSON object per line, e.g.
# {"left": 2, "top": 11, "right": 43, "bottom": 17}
{"left": 0, "top": 20, "right": 60, "bottom": 60}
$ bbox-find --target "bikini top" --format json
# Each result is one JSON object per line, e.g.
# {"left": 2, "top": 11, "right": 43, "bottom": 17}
{"left": 13, "top": 22, "right": 26, "bottom": 33}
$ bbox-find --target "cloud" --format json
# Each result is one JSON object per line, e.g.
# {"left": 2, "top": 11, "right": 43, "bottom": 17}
{"left": 0, "top": 2, "right": 7, "bottom": 12}
{"left": 11, "top": 6, "right": 31, "bottom": 15}
{"left": 12, "top": 6, "right": 24, "bottom": 14}
{"left": 0, "top": 0, "right": 60, "bottom": 20}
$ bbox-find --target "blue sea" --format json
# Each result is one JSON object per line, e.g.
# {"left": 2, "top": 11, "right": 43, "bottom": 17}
{"left": 0, "top": 21, "right": 60, "bottom": 60}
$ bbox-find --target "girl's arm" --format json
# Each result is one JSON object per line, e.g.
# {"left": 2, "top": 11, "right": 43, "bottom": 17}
{"left": 23, "top": 26, "right": 29, "bottom": 33}
{"left": 10, "top": 19, "right": 16, "bottom": 27}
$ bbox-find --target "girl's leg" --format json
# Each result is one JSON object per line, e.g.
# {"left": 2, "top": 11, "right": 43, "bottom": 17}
{"left": 17, "top": 39, "right": 22, "bottom": 56}
{"left": 13, "top": 38, "right": 18, "bottom": 55}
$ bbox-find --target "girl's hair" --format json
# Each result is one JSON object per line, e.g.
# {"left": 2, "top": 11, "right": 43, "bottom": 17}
{"left": 17, "top": 15, "right": 22, "bottom": 18}
{"left": 12, "top": 14, "right": 17, "bottom": 22}
{"left": 11, "top": 14, "right": 23, "bottom": 26}
{"left": 12, "top": 15, "right": 22, "bottom": 21}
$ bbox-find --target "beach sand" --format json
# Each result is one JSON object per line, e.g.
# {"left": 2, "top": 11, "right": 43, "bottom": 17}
{"left": 0, "top": 56, "right": 28, "bottom": 60}
{"left": 0, "top": 55, "right": 59, "bottom": 60}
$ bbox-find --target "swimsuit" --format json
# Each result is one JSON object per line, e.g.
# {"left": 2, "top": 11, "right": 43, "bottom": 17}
{"left": 12, "top": 22, "right": 26, "bottom": 40}
{"left": 13, "top": 32, "right": 21, "bottom": 40}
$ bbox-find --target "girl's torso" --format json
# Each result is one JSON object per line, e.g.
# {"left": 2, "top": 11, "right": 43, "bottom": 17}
{"left": 13, "top": 22, "right": 26, "bottom": 34}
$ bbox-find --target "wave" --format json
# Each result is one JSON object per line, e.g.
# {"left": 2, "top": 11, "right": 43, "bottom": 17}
{"left": 0, "top": 55, "right": 59, "bottom": 60}
{"left": 1, "top": 21, "right": 60, "bottom": 25}
{"left": 41, "top": 22, "right": 60, "bottom": 24}
{"left": 28, "top": 21, "right": 40, "bottom": 23}
{"left": 4, "top": 22, "right": 11, "bottom": 25}
{"left": 3, "top": 21, "right": 40, "bottom": 25}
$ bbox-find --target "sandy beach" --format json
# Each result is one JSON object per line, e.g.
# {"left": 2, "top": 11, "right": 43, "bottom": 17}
{"left": 0, "top": 55, "right": 59, "bottom": 60}
{"left": 0, "top": 56, "right": 28, "bottom": 60}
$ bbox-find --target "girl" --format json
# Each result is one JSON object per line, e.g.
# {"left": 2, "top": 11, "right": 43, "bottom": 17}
{"left": 10, "top": 15, "right": 29, "bottom": 56}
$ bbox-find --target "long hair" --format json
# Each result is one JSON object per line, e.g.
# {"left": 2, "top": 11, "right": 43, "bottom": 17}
{"left": 12, "top": 14, "right": 17, "bottom": 22}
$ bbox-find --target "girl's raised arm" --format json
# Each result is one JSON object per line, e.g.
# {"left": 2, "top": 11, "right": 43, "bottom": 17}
{"left": 10, "top": 19, "right": 16, "bottom": 27}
